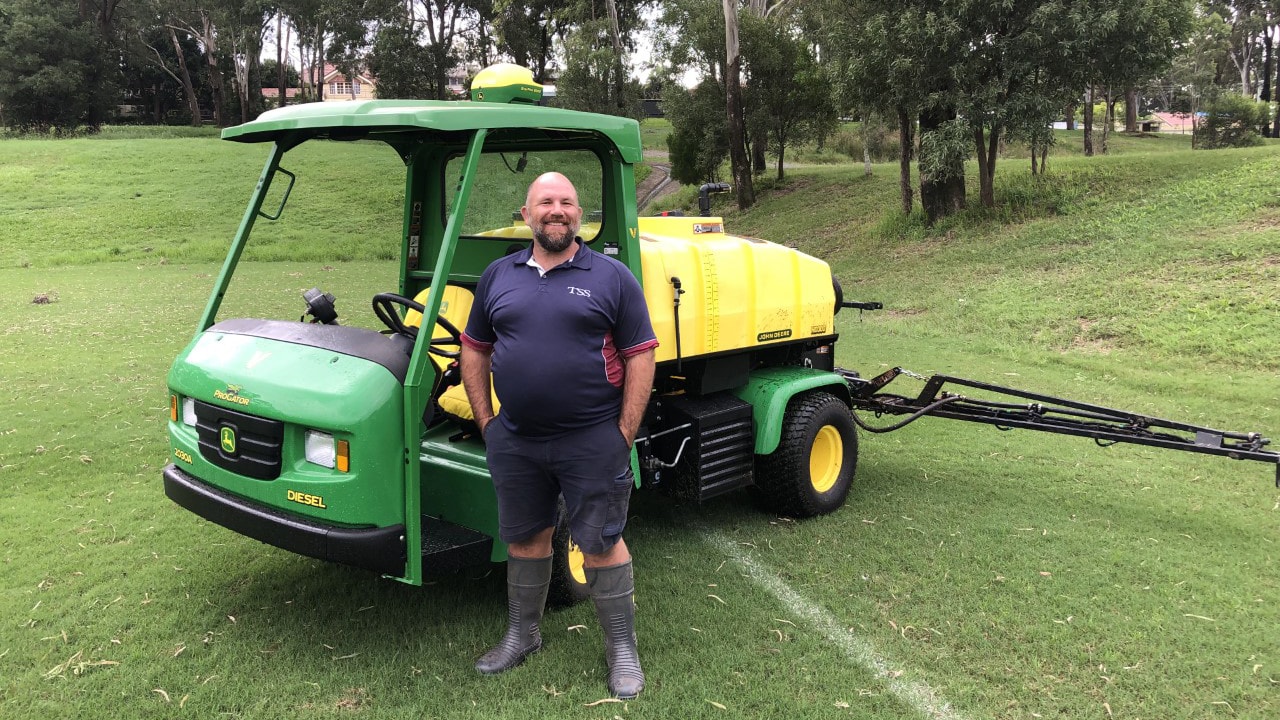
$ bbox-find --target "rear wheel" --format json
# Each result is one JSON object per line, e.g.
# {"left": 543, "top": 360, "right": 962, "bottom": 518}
{"left": 548, "top": 498, "right": 589, "bottom": 608}
{"left": 756, "top": 391, "right": 858, "bottom": 518}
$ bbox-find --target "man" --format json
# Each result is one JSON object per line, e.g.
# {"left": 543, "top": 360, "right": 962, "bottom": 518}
{"left": 459, "top": 171, "right": 658, "bottom": 699}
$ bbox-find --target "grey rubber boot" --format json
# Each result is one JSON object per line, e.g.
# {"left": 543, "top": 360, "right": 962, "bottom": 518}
{"left": 475, "top": 555, "right": 552, "bottom": 675}
{"left": 586, "top": 560, "right": 645, "bottom": 699}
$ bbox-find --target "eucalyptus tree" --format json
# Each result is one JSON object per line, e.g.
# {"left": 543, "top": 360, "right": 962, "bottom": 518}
{"left": 1206, "top": 0, "right": 1269, "bottom": 95}
{"left": 722, "top": 0, "right": 754, "bottom": 208}
{"left": 654, "top": 0, "right": 726, "bottom": 82}
{"left": 555, "top": 0, "right": 655, "bottom": 117}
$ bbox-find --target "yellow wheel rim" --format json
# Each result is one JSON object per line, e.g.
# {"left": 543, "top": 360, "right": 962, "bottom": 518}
{"left": 567, "top": 538, "right": 587, "bottom": 586}
{"left": 809, "top": 425, "right": 843, "bottom": 493}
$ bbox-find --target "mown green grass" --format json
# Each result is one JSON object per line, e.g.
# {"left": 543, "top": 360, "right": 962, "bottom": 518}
{"left": 2, "top": 127, "right": 1278, "bottom": 719}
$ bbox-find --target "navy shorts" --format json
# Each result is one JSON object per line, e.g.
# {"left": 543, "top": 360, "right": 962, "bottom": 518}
{"left": 484, "top": 418, "right": 633, "bottom": 555}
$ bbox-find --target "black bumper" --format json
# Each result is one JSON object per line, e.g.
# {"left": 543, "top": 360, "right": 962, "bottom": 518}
{"left": 163, "top": 464, "right": 406, "bottom": 576}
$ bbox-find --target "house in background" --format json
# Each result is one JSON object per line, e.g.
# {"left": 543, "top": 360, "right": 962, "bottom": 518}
{"left": 1151, "top": 112, "right": 1195, "bottom": 134}
{"left": 446, "top": 68, "right": 471, "bottom": 97}
{"left": 322, "top": 64, "right": 377, "bottom": 101}
{"left": 261, "top": 87, "right": 302, "bottom": 102}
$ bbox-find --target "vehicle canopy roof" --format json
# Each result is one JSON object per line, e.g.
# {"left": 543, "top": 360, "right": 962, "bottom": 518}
{"left": 221, "top": 99, "right": 643, "bottom": 164}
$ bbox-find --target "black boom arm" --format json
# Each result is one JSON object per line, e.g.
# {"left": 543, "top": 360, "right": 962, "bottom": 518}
{"left": 842, "top": 366, "right": 1280, "bottom": 486}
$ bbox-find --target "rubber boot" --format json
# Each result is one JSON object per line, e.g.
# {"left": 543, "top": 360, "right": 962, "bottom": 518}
{"left": 587, "top": 560, "right": 645, "bottom": 699}
{"left": 475, "top": 555, "right": 552, "bottom": 675}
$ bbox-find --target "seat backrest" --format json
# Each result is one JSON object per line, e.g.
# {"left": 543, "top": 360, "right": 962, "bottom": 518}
{"left": 404, "top": 285, "right": 475, "bottom": 372}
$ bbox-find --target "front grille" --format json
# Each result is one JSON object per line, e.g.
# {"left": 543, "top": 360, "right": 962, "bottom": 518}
{"left": 195, "top": 400, "right": 284, "bottom": 480}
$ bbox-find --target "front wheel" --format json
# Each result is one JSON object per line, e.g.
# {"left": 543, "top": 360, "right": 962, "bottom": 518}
{"left": 755, "top": 391, "right": 858, "bottom": 518}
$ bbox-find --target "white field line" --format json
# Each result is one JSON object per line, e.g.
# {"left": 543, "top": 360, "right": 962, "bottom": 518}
{"left": 707, "top": 532, "right": 965, "bottom": 720}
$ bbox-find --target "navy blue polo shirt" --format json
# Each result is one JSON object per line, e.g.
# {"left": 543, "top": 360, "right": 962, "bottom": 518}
{"left": 462, "top": 239, "right": 658, "bottom": 437}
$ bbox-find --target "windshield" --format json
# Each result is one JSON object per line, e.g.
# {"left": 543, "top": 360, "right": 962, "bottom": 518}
{"left": 444, "top": 148, "right": 604, "bottom": 243}
{"left": 213, "top": 140, "right": 405, "bottom": 331}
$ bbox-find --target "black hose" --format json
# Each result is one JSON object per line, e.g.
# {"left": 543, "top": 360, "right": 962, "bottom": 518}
{"left": 850, "top": 395, "right": 964, "bottom": 433}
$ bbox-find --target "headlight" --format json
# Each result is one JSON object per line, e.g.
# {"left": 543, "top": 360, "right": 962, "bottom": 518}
{"left": 305, "top": 431, "right": 349, "bottom": 471}
{"left": 182, "top": 398, "right": 197, "bottom": 427}
{"left": 305, "top": 430, "right": 336, "bottom": 468}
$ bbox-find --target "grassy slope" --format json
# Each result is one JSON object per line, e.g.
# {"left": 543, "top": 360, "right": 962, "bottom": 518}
{"left": 1, "top": 127, "right": 1278, "bottom": 719}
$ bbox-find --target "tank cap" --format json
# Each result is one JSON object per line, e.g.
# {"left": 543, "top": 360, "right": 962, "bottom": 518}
{"left": 470, "top": 64, "right": 543, "bottom": 104}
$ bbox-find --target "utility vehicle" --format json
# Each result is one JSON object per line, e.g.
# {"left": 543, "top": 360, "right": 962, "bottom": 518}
{"left": 163, "top": 65, "right": 1278, "bottom": 603}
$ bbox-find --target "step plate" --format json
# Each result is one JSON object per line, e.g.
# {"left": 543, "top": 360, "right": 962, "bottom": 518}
{"left": 420, "top": 515, "right": 493, "bottom": 576}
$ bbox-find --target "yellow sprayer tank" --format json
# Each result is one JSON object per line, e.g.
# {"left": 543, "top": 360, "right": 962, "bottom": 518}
{"left": 635, "top": 216, "right": 835, "bottom": 364}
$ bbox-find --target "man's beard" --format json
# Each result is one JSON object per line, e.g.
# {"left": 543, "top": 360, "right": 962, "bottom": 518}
{"left": 533, "top": 225, "right": 577, "bottom": 253}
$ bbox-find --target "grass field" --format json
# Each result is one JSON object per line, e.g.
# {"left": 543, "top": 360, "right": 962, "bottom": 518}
{"left": 2, "top": 124, "right": 1279, "bottom": 719}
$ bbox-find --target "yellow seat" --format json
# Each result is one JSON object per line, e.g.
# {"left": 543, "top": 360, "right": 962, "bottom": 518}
{"left": 438, "top": 381, "right": 500, "bottom": 424}
{"left": 404, "top": 285, "right": 475, "bottom": 373}
{"left": 405, "top": 285, "right": 500, "bottom": 424}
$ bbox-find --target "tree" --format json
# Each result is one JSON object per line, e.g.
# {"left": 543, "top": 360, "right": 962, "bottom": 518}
{"left": 1074, "top": 1, "right": 1191, "bottom": 156}
{"left": 723, "top": 0, "right": 755, "bottom": 209}
{"left": 223, "top": 0, "right": 274, "bottom": 123}
{"left": 0, "top": 0, "right": 115, "bottom": 131}
{"left": 654, "top": 0, "right": 723, "bottom": 82}
{"left": 135, "top": 0, "right": 205, "bottom": 126}
{"left": 1207, "top": 0, "right": 1269, "bottom": 95}
{"left": 494, "top": 0, "right": 567, "bottom": 82}
{"left": 663, "top": 80, "right": 730, "bottom": 185}
{"left": 831, "top": 2, "right": 973, "bottom": 221}
{"left": 557, "top": 17, "right": 642, "bottom": 115}
{"left": 126, "top": 24, "right": 202, "bottom": 123}
{"left": 369, "top": 19, "right": 442, "bottom": 98}
{"left": 414, "top": 0, "right": 471, "bottom": 99}
{"left": 556, "top": 0, "right": 654, "bottom": 116}
{"left": 740, "top": 14, "right": 836, "bottom": 180}
{"left": 1194, "top": 92, "right": 1269, "bottom": 146}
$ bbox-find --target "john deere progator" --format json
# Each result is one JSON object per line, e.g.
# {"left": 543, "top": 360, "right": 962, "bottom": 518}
{"left": 163, "top": 65, "right": 1279, "bottom": 602}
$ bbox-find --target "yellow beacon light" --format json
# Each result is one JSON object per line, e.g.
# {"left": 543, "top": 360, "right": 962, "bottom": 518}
{"left": 470, "top": 64, "right": 543, "bottom": 105}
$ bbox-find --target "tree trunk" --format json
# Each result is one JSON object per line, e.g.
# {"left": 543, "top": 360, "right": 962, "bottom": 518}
{"left": 316, "top": 35, "right": 325, "bottom": 101}
{"left": 1263, "top": 28, "right": 1274, "bottom": 136}
{"left": 1101, "top": 92, "right": 1114, "bottom": 154}
{"left": 919, "top": 106, "right": 965, "bottom": 224}
{"left": 974, "top": 124, "right": 999, "bottom": 208}
{"left": 1082, "top": 86, "right": 1094, "bottom": 156}
{"left": 1124, "top": 87, "right": 1138, "bottom": 132}
{"left": 168, "top": 27, "right": 202, "bottom": 127}
{"left": 277, "top": 14, "right": 288, "bottom": 108}
{"left": 1274, "top": 36, "right": 1280, "bottom": 137}
{"left": 202, "top": 14, "right": 226, "bottom": 126}
{"left": 897, "top": 106, "right": 913, "bottom": 214}
{"left": 752, "top": 128, "right": 767, "bottom": 176}
{"left": 605, "top": 0, "right": 626, "bottom": 113}
{"left": 723, "top": 0, "right": 754, "bottom": 209}
{"left": 1064, "top": 103, "right": 1076, "bottom": 130}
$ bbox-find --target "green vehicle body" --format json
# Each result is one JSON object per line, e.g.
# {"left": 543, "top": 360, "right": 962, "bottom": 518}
{"left": 163, "top": 89, "right": 858, "bottom": 590}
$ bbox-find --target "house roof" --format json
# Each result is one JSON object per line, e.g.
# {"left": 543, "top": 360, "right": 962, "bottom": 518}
{"left": 1151, "top": 112, "right": 1194, "bottom": 129}
{"left": 220, "top": 99, "right": 643, "bottom": 163}
{"left": 322, "top": 63, "right": 376, "bottom": 85}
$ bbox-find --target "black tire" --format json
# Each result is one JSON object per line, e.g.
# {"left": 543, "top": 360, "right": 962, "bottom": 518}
{"left": 547, "top": 497, "right": 590, "bottom": 609}
{"left": 755, "top": 391, "right": 858, "bottom": 518}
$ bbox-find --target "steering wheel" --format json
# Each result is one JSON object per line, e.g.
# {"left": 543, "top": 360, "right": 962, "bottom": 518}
{"left": 371, "top": 292, "right": 462, "bottom": 358}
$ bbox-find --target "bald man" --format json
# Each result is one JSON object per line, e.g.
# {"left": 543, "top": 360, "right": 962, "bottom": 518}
{"left": 460, "top": 172, "right": 657, "bottom": 699}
